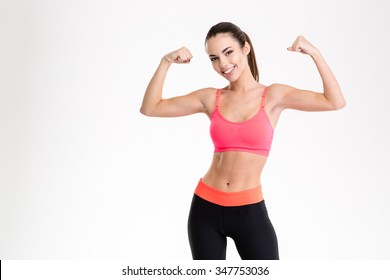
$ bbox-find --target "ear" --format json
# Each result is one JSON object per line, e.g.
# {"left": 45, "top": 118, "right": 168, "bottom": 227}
{"left": 243, "top": 41, "right": 251, "bottom": 55}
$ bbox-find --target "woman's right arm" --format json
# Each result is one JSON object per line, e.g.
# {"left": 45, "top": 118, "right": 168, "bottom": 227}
{"left": 140, "top": 47, "right": 209, "bottom": 117}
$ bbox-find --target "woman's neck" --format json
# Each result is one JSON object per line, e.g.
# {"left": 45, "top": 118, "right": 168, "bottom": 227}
{"left": 227, "top": 71, "right": 259, "bottom": 92}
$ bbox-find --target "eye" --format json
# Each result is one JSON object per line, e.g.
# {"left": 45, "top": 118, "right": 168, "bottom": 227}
{"left": 226, "top": 50, "right": 233, "bottom": 56}
{"left": 210, "top": 57, "right": 218, "bottom": 62}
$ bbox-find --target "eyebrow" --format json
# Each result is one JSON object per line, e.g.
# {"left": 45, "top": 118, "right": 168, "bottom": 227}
{"left": 209, "top": 46, "right": 232, "bottom": 57}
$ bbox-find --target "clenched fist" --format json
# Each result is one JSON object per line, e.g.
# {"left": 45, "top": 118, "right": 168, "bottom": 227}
{"left": 163, "top": 47, "right": 193, "bottom": 64}
{"left": 287, "top": 36, "right": 319, "bottom": 56}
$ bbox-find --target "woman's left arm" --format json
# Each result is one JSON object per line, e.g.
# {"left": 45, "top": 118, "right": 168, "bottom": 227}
{"left": 275, "top": 36, "right": 346, "bottom": 111}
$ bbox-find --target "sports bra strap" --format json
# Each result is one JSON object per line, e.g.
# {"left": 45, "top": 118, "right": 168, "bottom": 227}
{"left": 215, "top": 89, "right": 221, "bottom": 108}
{"left": 261, "top": 87, "right": 268, "bottom": 108}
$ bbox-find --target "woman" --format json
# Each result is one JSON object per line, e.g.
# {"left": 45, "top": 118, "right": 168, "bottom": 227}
{"left": 140, "top": 22, "right": 346, "bottom": 260}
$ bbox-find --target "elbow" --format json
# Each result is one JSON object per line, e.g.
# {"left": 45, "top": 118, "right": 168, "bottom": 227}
{"left": 334, "top": 90, "right": 347, "bottom": 110}
{"left": 329, "top": 102, "right": 346, "bottom": 111}
{"left": 140, "top": 100, "right": 164, "bottom": 116}
{"left": 324, "top": 89, "right": 346, "bottom": 110}
{"left": 334, "top": 99, "right": 346, "bottom": 110}
{"left": 326, "top": 94, "right": 346, "bottom": 110}
{"left": 140, "top": 106, "right": 152, "bottom": 116}
{"left": 140, "top": 105, "right": 160, "bottom": 117}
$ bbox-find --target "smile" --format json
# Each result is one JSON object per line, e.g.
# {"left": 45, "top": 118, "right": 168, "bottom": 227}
{"left": 222, "top": 66, "right": 235, "bottom": 75}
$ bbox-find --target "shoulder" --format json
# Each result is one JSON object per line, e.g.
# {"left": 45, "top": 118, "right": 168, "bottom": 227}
{"left": 190, "top": 87, "right": 217, "bottom": 103}
{"left": 266, "top": 83, "right": 298, "bottom": 108}
{"left": 192, "top": 87, "right": 217, "bottom": 96}
{"left": 188, "top": 87, "right": 218, "bottom": 115}
{"left": 180, "top": 87, "right": 217, "bottom": 103}
{"left": 267, "top": 83, "right": 295, "bottom": 96}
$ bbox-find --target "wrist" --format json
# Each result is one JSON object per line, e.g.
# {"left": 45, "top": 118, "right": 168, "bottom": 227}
{"left": 161, "top": 56, "right": 173, "bottom": 66}
{"left": 310, "top": 48, "right": 322, "bottom": 59}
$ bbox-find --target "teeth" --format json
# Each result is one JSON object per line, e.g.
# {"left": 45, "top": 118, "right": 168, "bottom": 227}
{"left": 224, "top": 67, "right": 234, "bottom": 74}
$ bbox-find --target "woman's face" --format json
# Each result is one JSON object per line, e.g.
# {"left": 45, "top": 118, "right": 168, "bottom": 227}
{"left": 206, "top": 33, "right": 250, "bottom": 82}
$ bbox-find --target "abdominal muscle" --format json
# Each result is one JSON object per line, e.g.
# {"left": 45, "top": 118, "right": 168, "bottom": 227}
{"left": 201, "top": 151, "right": 267, "bottom": 192}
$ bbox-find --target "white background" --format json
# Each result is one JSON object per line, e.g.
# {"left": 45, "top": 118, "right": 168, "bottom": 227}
{"left": 1, "top": 0, "right": 389, "bottom": 260}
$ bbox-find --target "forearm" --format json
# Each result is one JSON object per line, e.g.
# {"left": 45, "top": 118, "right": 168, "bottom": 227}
{"left": 311, "top": 51, "right": 346, "bottom": 109}
{"left": 140, "top": 58, "right": 171, "bottom": 115}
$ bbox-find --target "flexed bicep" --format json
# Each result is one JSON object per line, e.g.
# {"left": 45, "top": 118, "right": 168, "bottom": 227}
{"left": 272, "top": 83, "right": 337, "bottom": 112}
{"left": 140, "top": 47, "right": 198, "bottom": 117}
{"left": 146, "top": 88, "right": 211, "bottom": 117}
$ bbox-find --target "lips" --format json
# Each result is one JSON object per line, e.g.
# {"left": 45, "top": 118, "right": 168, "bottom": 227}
{"left": 222, "top": 66, "right": 236, "bottom": 76}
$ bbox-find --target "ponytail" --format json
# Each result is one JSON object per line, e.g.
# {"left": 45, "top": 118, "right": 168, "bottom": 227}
{"left": 243, "top": 32, "right": 259, "bottom": 82}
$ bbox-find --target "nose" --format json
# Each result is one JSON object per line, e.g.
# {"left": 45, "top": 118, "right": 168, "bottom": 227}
{"left": 219, "top": 57, "right": 228, "bottom": 70}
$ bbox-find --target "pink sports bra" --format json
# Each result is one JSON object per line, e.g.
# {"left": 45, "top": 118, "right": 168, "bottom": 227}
{"left": 209, "top": 87, "right": 274, "bottom": 156}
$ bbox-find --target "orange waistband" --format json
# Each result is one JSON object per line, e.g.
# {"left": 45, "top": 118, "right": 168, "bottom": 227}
{"left": 194, "top": 178, "right": 263, "bottom": 207}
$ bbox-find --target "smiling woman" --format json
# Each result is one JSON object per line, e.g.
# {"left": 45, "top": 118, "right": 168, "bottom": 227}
{"left": 140, "top": 22, "right": 345, "bottom": 260}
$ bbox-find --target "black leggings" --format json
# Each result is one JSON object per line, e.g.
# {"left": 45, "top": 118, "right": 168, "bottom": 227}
{"left": 187, "top": 194, "right": 279, "bottom": 260}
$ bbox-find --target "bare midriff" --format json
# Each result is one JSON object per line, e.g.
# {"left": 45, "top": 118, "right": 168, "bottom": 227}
{"left": 201, "top": 151, "right": 267, "bottom": 193}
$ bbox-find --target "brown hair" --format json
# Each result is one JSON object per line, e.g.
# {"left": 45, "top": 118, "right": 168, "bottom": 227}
{"left": 205, "top": 22, "right": 259, "bottom": 82}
